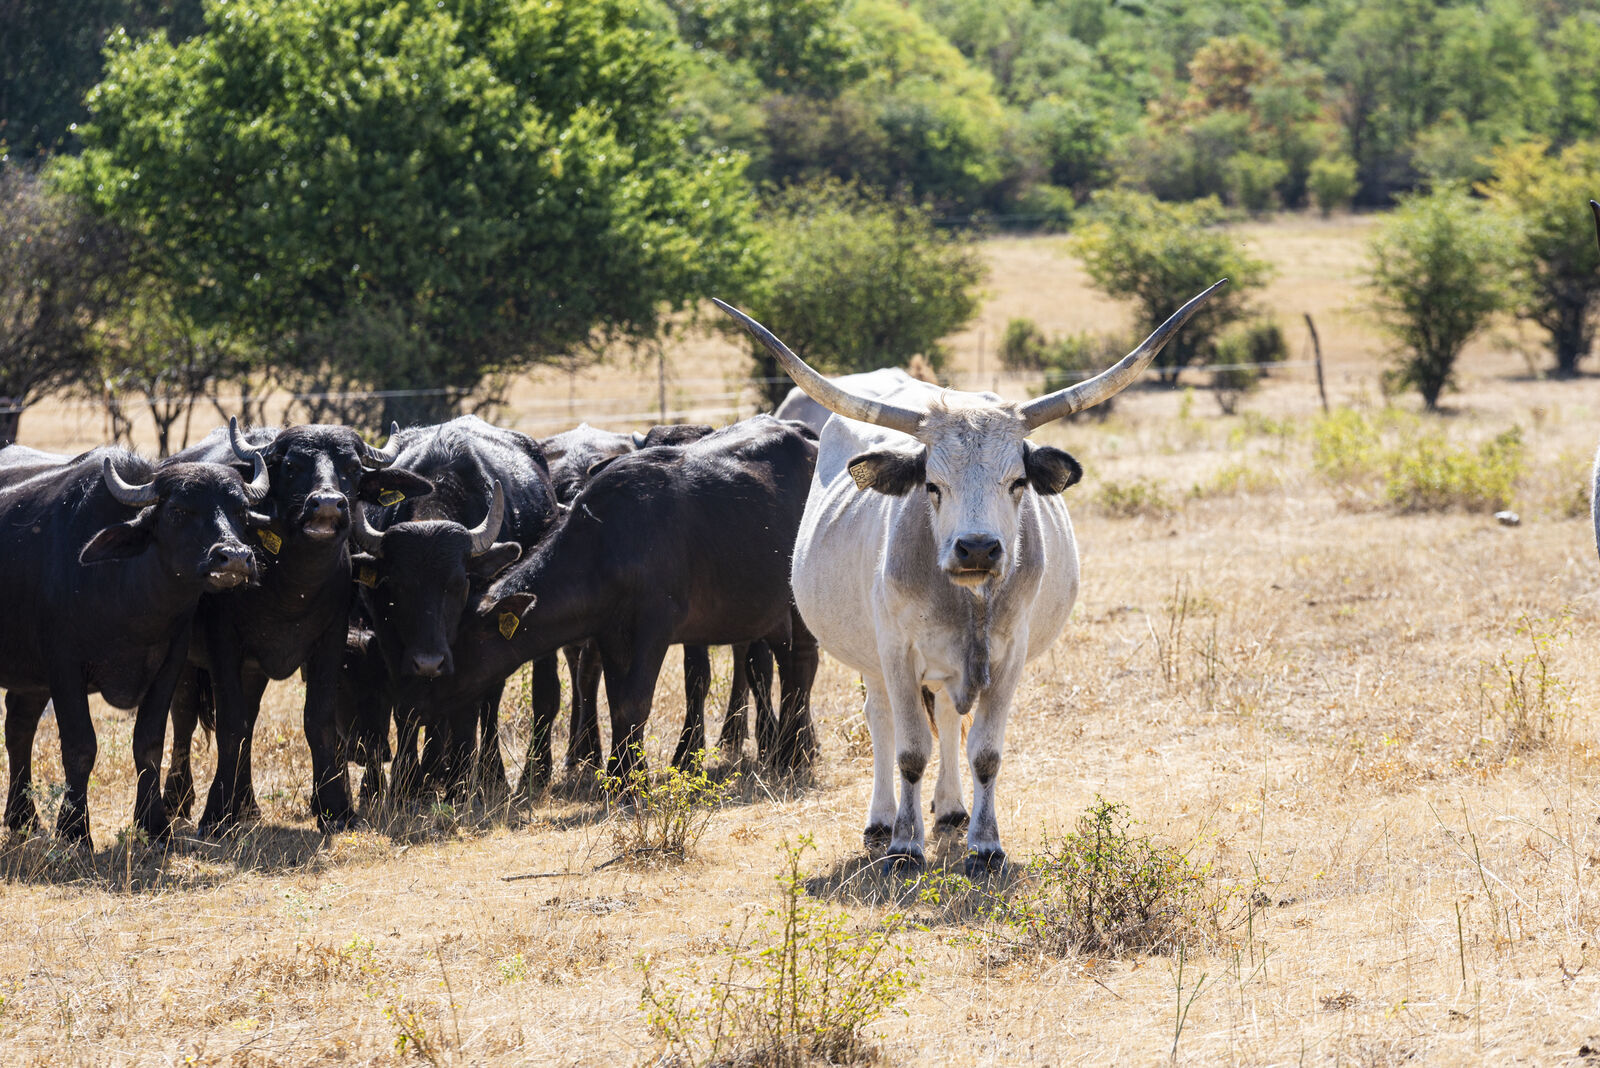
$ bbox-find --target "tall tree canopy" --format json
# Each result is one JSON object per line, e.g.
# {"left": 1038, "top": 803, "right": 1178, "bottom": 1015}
{"left": 57, "top": 0, "right": 761, "bottom": 423}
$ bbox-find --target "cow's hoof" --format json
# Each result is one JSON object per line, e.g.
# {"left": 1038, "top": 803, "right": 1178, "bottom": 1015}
{"left": 862, "top": 823, "right": 892, "bottom": 851}
{"left": 55, "top": 804, "right": 91, "bottom": 848}
{"left": 162, "top": 778, "right": 194, "bottom": 820}
{"left": 881, "top": 845, "right": 925, "bottom": 877}
{"left": 964, "top": 849, "right": 1008, "bottom": 877}
{"left": 933, "top": 810, "right": 969, "bottom": 834}
{"left": 6, "top": 798, "right": 39, "bottom": 836}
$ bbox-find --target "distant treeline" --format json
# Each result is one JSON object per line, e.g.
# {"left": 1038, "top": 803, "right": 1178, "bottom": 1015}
{"left": 8, "top": 0, "right": 1599, "bottom": 217}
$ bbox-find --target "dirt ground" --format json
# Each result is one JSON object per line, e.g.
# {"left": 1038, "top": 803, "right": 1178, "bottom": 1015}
{"left": 7, "top": 212, "right": 1600, "bottom": 1065}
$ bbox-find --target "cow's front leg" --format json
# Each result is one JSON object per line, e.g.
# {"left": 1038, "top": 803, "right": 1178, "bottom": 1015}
{"left": 4, "top": 691, "right": 48, "bottom": 834}
{"left": 927, "top": 687, "right": 967, "bottom": 833}
{"left": 881, "top": 659, "right": 931, "bottom": 874}
{"left": 132, "top": 627, "right": 193, "bottom": 841}
{"left": 302, "top": 625, "right": 355, "bottom": 832}
{"left": 858, "top": 673, "right": 896, "bottom": 851}
{"left": 48, "top": 670, "right": 98, "bottom": 847}
{"left": 966, "top": 664, "right": 1020, "bottom": 875}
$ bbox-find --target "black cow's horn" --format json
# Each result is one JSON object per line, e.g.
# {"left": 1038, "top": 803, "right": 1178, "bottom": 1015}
{"left": 467, "top": 481, "right": 505, "bottom": 556}
{"left": 351, "top": 498, "right": 384, "bottom": 556}
{"left": 227, "top": 417, "right": 272, "bottom": 504}
{"left": 102, "top": 456, "right": 160, "bottom": 507}
{"left": 360, "top": 422, "right": 402, "bottom": 469}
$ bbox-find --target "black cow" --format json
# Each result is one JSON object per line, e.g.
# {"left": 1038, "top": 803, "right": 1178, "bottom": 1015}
{"left": 538, "top": 423, "right": 779, "bottom": 770}
{"left": 160, "top": 421, "right": 430, "bottom": 834}
{"left": 0, "top": 447, "right": 269, "bottom": 844}
{"left": 399, "top": 415, "right": 820, "bottom": 784}
{"left": 349, "top": 415, "right": 560, "bottom": 800}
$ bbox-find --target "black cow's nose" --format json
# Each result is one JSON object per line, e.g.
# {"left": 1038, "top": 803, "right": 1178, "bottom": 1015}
{"left": 307, "top": 493, "right": 348, "bottom": 517}
{"left": 206, "top": 544, "right": 257, "bottom": 587}
{"left": 953, "top": 535, "right": 1003, "bottom": 570}
{"left": 407, "top": 651, "right": 447, "bottom": 678}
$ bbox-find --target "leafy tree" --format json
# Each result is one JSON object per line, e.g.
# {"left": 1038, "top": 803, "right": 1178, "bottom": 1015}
{"left": 1073, "top": 190, "right": 1270, "bottom": 382}
{"left": 58, "top": 0, "right": 762, "bottom": 427}
{"left": 0, "top": 166, "right": 131, "bottom": 444}
{"left": 1479, "top": 140, "right": 1600, "bottom": 376}
{"left": 1367, "top": 185, "right": 1508, "bottom": 409}
{"left": 744, "top": 179, "right": 985, "bottom": 406}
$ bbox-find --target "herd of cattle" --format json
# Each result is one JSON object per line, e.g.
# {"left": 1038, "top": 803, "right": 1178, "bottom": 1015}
{"left": 0, "top": 287, "right": 1222, "bottom": 874}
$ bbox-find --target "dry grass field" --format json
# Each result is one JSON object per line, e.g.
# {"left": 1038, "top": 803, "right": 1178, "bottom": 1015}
{"left": 9, "top": 212, "right": 1600, "bottom": 1065}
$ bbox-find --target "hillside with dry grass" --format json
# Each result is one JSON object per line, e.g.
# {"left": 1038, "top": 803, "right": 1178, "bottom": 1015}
{"left": 7, "top": 214, "right": 1600, "bottom": 1065}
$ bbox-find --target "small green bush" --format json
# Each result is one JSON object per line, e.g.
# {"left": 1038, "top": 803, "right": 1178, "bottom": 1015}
{"left": 1225, "top": 152, "right": 1289, "bottom": 214}
{"left": 1095, "top": 476, "right": 1173, "bottom": 519}
{"left": 642, "top": 837, "right": 915, "bottom": 1067}
{"left": 992, "top": 798, "right": 1211, "bottom": 956}
{"left": 1311, "top": 408, "right": 1526, "bottom": 513}
{"left": 1384, "top": 426, "right": 1524, "bottom": 513}
{"left": 597, "top": 749, "right": 735, "bottom": 864}
{"left": 1307, "top": 153, "right": 1358, "bottom": 215}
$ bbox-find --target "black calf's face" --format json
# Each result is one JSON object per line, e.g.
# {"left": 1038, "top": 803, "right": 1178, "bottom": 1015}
{"left": 363, "top": 521, "right": 521, "bottom": 678}
{"left": 254, "top": 427, "right": 427, "bottom": 544}
{"left": 82, "top": 465, "right": 265, "bottom": 590}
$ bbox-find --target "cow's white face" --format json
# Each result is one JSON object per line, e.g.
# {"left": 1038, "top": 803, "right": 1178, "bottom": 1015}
{"left": 844, "top": 398, "right": 1082, "bottom": 589}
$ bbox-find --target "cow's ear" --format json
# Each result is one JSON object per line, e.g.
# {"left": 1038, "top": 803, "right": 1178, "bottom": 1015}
{"left": 468, "top": 542, "right": 522, "bottom": 581}
{"left": 844, "top": 447, "right": 926, "bottom": 496}
{"left": 477, "top": 590, "right": 534, "bottom": 618}
{"left": 79, "top": 510, "right": 157, "bottom": 564}
{"left": 586, "top": 456, "right": 621, "bottom": 480}
{"left": 357, "top": 468, "right": 433, "bottom": 504}
{"left": 1023, "top": 442, "right": 1082, "bottom": 495}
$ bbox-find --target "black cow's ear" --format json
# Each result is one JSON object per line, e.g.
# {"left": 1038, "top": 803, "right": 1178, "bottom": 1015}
{"left": 468, "top": 542, "right": 522, "bottom": 581}
{"left": 79, "top": 511, "right": 156, "bottom": 564}
{"left": 477, "top": 590, "right": 534, "bottom": 618}
{"left": 586, "top": 456, "right": 620, "bottom": 480}
{"left": 844, "top": 447, "right": 926, "bottom": 496}
{"left": 1023, "top": 442, "right": 1082, "bottom": 495}
{"left": 358, "top": 468, "right": 433, "bottom": 503}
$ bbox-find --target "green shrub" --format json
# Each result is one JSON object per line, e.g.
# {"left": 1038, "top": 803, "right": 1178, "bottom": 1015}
{"left": 991, "top": 798, "right": 1212, "bottom": 956}
{"left": 1311, "top": 408, "right": 1384, "bottom": 484}
{"left": 1307, "top": 153, "right": 1358, "bottom": 215}
{"left": 1225, "top": 152, "right": 1289, "bottom": 214}
{"left": 1095, "top": 476, "right": 1173, "bottom": 519}
{"left": 1383, "top": 426, "right": 1524, "bottom": 513}
{"left": 597, "top": 749, "right": 736, "bottom": 864}
{"left": 999, "top": 317, "right": 1050, "bottom": 371}
{"left": 642, "top": 837, "right": 915, "bottom": 1066}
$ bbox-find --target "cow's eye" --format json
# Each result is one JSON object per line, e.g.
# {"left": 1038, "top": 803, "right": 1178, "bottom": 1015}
{"left": 1010, "top": 478, "right": 1029, "bottom": 493}
{"left": 925, "top": 483, "right": 941, "bottom": 499}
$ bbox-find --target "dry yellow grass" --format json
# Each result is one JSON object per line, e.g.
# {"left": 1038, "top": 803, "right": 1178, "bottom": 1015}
{"left": 7, "top": 212, "right": 1600, "bottom": 1065}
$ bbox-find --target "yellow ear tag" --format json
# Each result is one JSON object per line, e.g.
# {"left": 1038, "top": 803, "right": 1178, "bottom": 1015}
{"left": 497, "top": 612, "right": 520, "bottom": 640}
{"left": 357, "top": 565, "right": 379, "bottom": 589}
{"left": 259, "top": 530, "right": 282, "bottom": 555}
{"left": 848, "top": 462, "right": 873, "bottom": 490}
{"left": 377, "top": 489, "right": 406, "bottom": 507}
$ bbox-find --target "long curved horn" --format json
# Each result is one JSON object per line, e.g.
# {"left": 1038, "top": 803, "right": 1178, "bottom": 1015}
{"left": 360, "top": 422, "right": 402, "bottom": 469}
{"left": 1590, "top": 200, "right": 1599, "bottom": 255}
{"left": 712, "top": 299, "right": 923, "bottom": 435}
{"left": 1019, "top": 279, "right": 1229, "bottom": 430}
{"left": 227, "top": 417, "right": 272, "bottom": 504}
{"left": 102, "top": 456, "right": 160, "bottom": 507}
{"left": 351, "top": 498, "right": 385, "bottom": 556}
{"left": 466, "top": 481, "right": 505, "bottom": 556}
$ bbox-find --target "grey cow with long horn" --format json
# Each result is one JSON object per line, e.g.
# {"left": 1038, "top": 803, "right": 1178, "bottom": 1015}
{"left": 717, "top": 280, "right": 1225, "bottom": 874}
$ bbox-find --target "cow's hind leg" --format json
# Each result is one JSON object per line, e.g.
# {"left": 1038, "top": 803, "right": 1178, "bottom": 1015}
{"left": 673, "top": 645, "right": 710, "bottom": 769}
{"left": 926, "top": 687, "right": 968, "bottom": 834}
{"left": 515, "top": 655, "right": 562, "bottom": 799}
{"left": 599, "top": 633, "right": 670, "bottom": 782}
{"left": 162, "top": 668, "right": 207, "bottom": 820}
{"left": 717, "top": 642, "right": 751, "bottom": 758}
{"left": 4, "top": 692, "right": 48, "bottom": 834}
{"left": 563, "top": 642, "right": 603, "bottom": 771}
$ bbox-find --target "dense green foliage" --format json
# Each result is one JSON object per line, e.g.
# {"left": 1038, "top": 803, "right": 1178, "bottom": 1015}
{"left": 56, "top": 0, "right": 762, "bottom": 424}
{"left": 1368, "top": 186, "right": 1509, "bottom": 409}
{"left": 1073, "top": 191, "right": 1271, "bottom": 381}
{"left": 744, "top": 180, "right": 986, "bottom": 405}
{"left": 1479, "top": 140, "right": 1600, "bottom": 375}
